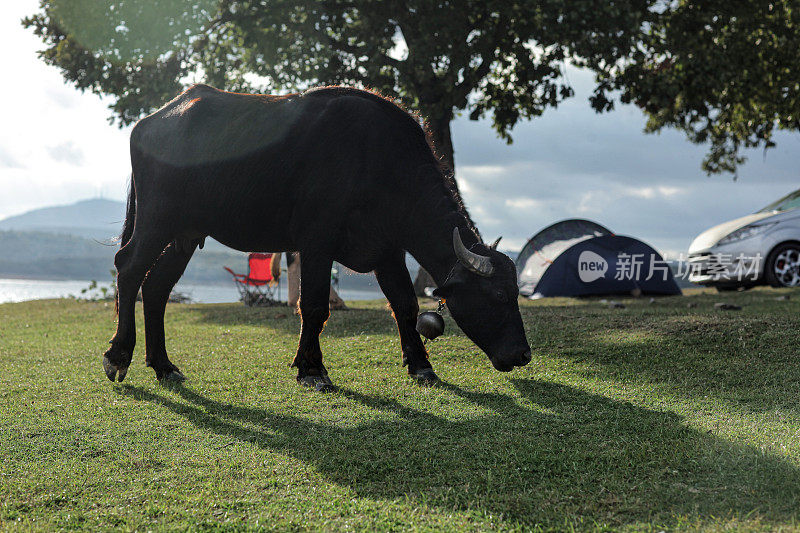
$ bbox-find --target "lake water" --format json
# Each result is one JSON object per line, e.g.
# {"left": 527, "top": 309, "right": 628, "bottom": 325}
{"left": 0, "top": 278, "right": 385, "bottom": 305}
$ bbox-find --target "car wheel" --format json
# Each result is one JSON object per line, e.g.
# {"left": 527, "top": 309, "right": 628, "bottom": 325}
{"left": 765, "top": 243, "right": 800, "bottom": 287}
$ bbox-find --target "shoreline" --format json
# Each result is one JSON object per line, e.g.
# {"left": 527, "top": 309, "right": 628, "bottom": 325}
{"left": 0, "top": 277, "right": 384, "bottom": 305}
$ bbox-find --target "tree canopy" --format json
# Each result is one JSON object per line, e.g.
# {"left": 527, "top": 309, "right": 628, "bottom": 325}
{"left": 23, "top": 0, "right": 653, "bottom": 172}
{"left": 594, "top": 0, "right": 800, "bottom": 174}
{"left": 24, "top": 1, "right": 799, "bottom": 174}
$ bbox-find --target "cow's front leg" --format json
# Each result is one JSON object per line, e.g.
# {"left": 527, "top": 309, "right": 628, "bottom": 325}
{"left": 291, "top": 253, "right": 335, "bottom": 391}
{"left": 375, "top": 254, "right": 439, "bottom": 385}
{"left": 141, "top": 241, "right": 196, "bottom": 382}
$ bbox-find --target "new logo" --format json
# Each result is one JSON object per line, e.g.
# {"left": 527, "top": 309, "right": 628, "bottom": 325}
{"left": 578, "top": 251, "right": 608, "bottom": 282}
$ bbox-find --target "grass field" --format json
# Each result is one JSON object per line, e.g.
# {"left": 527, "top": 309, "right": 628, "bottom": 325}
{"left": 2, "top": 288, "right": 800, "bottom": 531}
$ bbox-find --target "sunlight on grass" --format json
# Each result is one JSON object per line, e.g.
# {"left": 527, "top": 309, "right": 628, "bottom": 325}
{"left": 2, "top": 288, "right": 800, "bottom": 530}
{"left": 592, "top": 328, "right": 665, "bottom": 346}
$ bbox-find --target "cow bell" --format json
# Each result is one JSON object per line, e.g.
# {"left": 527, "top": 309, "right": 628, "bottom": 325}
{"left": 416, "top": 311, "right": 445, "bottom": 341}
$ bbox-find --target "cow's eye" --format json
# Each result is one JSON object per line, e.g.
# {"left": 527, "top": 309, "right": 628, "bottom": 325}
{"left": 496, "top": 290, "right": 507, "bottom": 303}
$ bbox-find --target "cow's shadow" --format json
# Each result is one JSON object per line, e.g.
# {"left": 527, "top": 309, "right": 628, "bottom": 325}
{"left": 117, "top": 379, "right": 800, "bottom": 529}
{"left": 189, "top": 303, "right": 400, "bottom": 338}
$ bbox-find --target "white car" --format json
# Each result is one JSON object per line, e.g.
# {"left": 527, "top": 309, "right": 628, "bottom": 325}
{"left": 688, "top": 188, "right": 800, "bottom": 290}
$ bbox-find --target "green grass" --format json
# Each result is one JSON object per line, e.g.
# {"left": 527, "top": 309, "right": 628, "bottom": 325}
{"left": 2, "top": 288, "right": 800, "bottom": 531}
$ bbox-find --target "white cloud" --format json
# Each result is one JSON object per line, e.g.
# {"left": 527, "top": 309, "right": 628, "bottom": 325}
{"left": 576, "top": 191, "right": 602, "bottom": 214}
{"left": 624, "top": 186, "right": 685, "bottom": 199}
{"left": 0, "top": 0, "right": 131, "bottom": 220}
{"left": 46, "top": 141, "right": 86, "bottom": 166}
{"left": 657, "top": 186, "right": 684, "bottom": 197}
{"left": 460, "top": 165, "right": 507, "bottom": 176}
{"left": 0, "top": 146, "right": 22, "bottom": 168}
{"left": 469, "top": 205, "right": 502, "bottom": 226}
{"left": 505, "top": 197, "right": 543, "bottom": 209}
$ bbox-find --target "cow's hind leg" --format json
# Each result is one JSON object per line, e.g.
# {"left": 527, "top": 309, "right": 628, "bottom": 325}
{"left": 103, "top": 229, "right": 171, "bottom": 382}
{"left": 291, "top": 253, "right": 335, "bottom": 391}
{"left": 375, "top": 253, "right": 439, "bottom": 385}
{"left": 141, "top": 241, "right": 196, "bottom": 382}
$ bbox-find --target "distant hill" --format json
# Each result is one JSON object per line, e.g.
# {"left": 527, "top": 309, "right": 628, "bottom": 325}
{"left": 0, "top": 199, "right": 383, "bottom": 288}
{"left": 0, "top": 198, "right": 126, "bottom": 241}
{"left": 3, "top": 201, "right": 534, "bottom": 291}
{"left": 0, "top": 198, "right": 232, "bottom": 252}
{"left": 0, "top": 229, "right": 251, "bottom": 283}
{"left": 0, "top": 227, "right": 388, "bottom": 289}
{"left": 0, "top": 198, "right": 250, "bottom": 282}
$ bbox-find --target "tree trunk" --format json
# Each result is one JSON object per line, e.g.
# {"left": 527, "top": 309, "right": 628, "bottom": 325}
{"left": 426, "top": 115, "right": 455, "bottom": 175}
{"left": 414, "top": 113, "right": 457, "bottom": 294}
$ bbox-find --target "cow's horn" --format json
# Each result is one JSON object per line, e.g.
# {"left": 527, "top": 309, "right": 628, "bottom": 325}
{"left": 490, "top": 237, "right": 502, "bottom": 250}
{"left": 453, "top": 228, "right": 495, "bottom": 277}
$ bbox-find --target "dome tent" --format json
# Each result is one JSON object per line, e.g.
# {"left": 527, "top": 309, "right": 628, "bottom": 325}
{"left": 516, "top": 219, "right": 681, "bottom": 298}
{"left": 516, "top": 219, "right": 612, "bottom": 296}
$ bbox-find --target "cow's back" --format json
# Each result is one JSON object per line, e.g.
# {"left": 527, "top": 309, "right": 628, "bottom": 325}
{"left": 131, "top": 84, "right": 303, "bottom": 168}
{"left": 127, "top": 84, "right": 446, "bottom": 258}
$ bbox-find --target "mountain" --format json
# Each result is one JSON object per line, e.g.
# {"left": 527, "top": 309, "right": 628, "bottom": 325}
{"left": 0, "top": 198, "right": 248, "bottom": 282}
{"left": 0, "top": 199, "right": 384, "bottom": 288}
{"left": 0, "top": 198, "right": 126, "bottom": 241}
{"left": 0, "top": 228, "right": 255, "bottom": 283}
{"left": 0, "top": 199, "right": 525, "bottom": 288}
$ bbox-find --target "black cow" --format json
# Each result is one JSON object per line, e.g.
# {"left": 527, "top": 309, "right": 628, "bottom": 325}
{"left": 102, "top": 84, "right": 531, "bottom": 389}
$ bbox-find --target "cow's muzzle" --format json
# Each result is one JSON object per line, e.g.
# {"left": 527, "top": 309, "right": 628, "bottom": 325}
{"left": 490, "top": 349, "right": 532, "bottom": 372}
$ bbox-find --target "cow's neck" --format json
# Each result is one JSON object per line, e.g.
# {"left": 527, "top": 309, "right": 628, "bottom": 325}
{"left": 406, "top": 210, "right": 479, "bottom": 287}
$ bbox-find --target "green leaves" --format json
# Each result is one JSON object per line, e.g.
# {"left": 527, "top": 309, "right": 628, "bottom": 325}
{"left": 600, "top": 0, "right": 800, "bottom": 174}
{"left": 28, "top": 0, "right": 794, "bottom": 174}
{"left": 23, "top": 1, "right": 654, "bottom": 153}
{"left": 22, "top": 0, "right": 205, "bottom": 125}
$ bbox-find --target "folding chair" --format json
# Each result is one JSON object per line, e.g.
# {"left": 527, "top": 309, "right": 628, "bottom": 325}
{"left": 224, "top": 253, "right": 281, "bottom": 306}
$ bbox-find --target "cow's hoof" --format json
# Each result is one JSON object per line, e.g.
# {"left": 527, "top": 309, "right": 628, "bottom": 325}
{"left": 102, "top": 351, "right": 130, "bottom": 383}
{"left": 410, "top": 368, "right": 439, "bottom": 386}
{"left": 158, "top": 369, "right": 186, "bottom": 383}
{"left": 299, "top": 374, "right": 335, "bottom": 392}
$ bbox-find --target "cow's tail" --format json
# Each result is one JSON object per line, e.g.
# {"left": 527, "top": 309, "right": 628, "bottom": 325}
{"left": 120, "top": 175, "right": 136, "bottom": 248}
{"left": 115, "top": 176, "right": 136, "bottom": 315}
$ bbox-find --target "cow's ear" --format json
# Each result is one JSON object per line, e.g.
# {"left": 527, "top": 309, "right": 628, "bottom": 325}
{"left": 432, "top": 266, "right": 470, "bottom": 298}
{"left": 432, "top": 278, "right": 463, "bottom": 298}
{"left": 433, "top": 265, "right": 472, "bottom": 298}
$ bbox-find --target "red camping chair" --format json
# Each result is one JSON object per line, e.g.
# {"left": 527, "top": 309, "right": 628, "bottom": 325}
{"left": 224, "top": 253, "right": 282, "bottom": 306}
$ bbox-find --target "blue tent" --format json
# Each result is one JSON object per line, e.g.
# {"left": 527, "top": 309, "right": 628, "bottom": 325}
{"left": 516, "top": 219, "right": 681, "bottom": 298}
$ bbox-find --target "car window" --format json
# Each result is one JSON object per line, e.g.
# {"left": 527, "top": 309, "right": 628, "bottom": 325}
{"left": 759, "top": 189, "right": 800, "bottom": 213}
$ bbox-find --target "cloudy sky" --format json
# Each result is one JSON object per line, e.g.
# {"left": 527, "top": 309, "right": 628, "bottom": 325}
{"left": 2, "top": 0, "right": 798, "bottom": 258}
